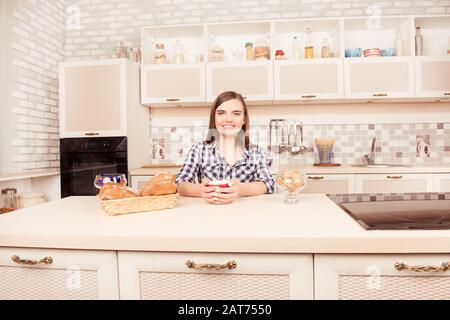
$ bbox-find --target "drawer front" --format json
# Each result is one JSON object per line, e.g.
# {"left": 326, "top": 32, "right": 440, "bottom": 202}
{"left": 315, "top": 254, "right": 450, "bottom": 300}
{"left": 0, "top": 247, "right": 118, "bottom": 300}
{"left": 355, "top": 174, "right": 433, "bottom": 193}
{"left": 303, "top": 175, "right": 354, "bottom": 194}
{"left": 119, "top": 252, "right": 313, "bottom": 300}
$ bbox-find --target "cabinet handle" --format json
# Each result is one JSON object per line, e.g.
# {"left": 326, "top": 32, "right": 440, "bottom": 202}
{"left": 166, "top": 98, "right": 180, "bottom": 102}
{"left": 394, "top": 262, "right": 450, "bottom": 273}
{"left": 85, "top": 132, "right": 99, "bottom": 136}
{"left": 301, "top": 95, "right": 316, "bottom": 99}
{"left": 386, "top": 175, "right": 403, "bottom": 179}
{"left": 12, "top": 255, "right": 53, "bottom": 265}
{"left": 444, "top": 93, "right": 450, "bottom": 96}
{"left": 308, "top": 176, "right": 324, "bottom": 180}
{"left": 372, "top": 93, "right": 387, "bottom": 97}
{"left": 186, "top": 260, "right": 237, "bottom": 271}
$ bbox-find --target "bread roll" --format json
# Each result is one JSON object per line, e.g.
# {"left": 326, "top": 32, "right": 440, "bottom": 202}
{"left": 140, "top": 172, "right": 177, "bottom": 196}
{"left": 98, "top": 184, "right": 139, "bottom": 200}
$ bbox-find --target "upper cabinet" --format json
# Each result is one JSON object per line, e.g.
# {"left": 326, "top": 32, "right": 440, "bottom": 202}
{"left": 139, "top": 15, "right": 450, "bottom": 107}
{"left": 60, "top": 59, "right": 128, "bottom": 137}
{"left": 273, "top": 19, "right": 344, "bottom": 101}
{"left": 206, "top": 22, "right": 273, "bottom": 103}
{"left": 414, "top": 16, "right": 450, "bottom": 98}
{"left": 141, "top": 25, "right": 206, "bottom": 106}
{"left": 343, "top": 16, "right": 414, "bottom": 99}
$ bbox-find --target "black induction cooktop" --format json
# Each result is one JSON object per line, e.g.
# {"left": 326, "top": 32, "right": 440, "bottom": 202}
{"left": 327, "top": 193, "right": 450, "bottom": 230}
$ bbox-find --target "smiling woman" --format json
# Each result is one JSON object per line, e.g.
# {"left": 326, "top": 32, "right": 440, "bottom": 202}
{"left": 175, "top": 91, "right": 275, "bottom": 205}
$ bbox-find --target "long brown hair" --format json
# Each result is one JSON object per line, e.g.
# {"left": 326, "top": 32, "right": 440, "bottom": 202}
{"left": 205, "top": 91, "right": 250, "bottom": 149}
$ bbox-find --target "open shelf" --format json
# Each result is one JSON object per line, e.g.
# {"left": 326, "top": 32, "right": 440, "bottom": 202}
{"left": 414, "top": 16, "right": 450, "bottom": 56}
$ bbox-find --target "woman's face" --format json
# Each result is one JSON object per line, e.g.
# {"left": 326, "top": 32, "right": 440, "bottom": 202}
{"left": 215, "top": 98, "right": 245, "bottom": 138}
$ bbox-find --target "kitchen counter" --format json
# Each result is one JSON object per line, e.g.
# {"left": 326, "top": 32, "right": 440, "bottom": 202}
{"left": 1, "top": 194, "right": 449, "bottom": 253}
{"left": 130, "top": 163, "right": 450, "bottom": 176}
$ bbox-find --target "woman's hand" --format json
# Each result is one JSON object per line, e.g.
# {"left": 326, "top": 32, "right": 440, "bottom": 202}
{"left": 210, "top": 178, "right": 240, "bottom": 205}
{"left": 199, "top": 178, "right": 219, "bottom": 204}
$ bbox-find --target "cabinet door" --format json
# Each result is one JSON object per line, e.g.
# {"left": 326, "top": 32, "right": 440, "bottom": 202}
{"left": 315, "top": 254, "right": 450, "bottom": 300}
{"left": 344, "top": 57, "right": 414, "bottom": 99}
{"left": 415, "top": 56, "right": 450, "bottom": 98}
{"left": 0, "top": 247, "right": 118, "bottom": 300}
{"left": 274, "top": 59, "right": 344, "bottom": 100}
{"left": 355, "top": 174, "right": 433, "bottom": 193}
{"left": 303, "top": 174, "right": 355, "bottom": 194}
{"left": 207, "top": 61, "right": 273, "bottom": 103}
{"left": 59, "top": 60, "right": 127, "bottom": 138}
{"left": 434, "top": 173, "right": 450, "bottom": 192}
{"left": 141, "top": 63, "right": 206, "bottom": 106}
{"left": 118, "top": 252, "right": 313, "bottom": 300}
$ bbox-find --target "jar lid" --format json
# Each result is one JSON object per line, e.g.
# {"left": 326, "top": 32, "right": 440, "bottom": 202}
{"left": 245, "top": 42, "right": 253, "bottom": 47}
{"left": 2, "top": 188, "right": 17, "bottom": 195}
{"left": 18, "top": 192, "right": 46, "bottom": 199}
{"left": 275, "top": 50, "right": 285, "bottom": 55}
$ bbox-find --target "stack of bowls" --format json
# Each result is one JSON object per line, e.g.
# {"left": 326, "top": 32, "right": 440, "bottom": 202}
{"left": 381, "top": 48, "right": 397, "bottom": 56}
{"left": 345, "top": 48, "right": 362, "bottom": 57}
{"left": 363, "top": 48, "right": 381, "bottom": 57}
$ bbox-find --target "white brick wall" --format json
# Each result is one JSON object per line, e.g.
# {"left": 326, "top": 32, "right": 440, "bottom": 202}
{"left": 5, "top": 0, "right": 66, "bottom": 172}
{"left": 64, "top": 0, "right": 450, "bottom": 60}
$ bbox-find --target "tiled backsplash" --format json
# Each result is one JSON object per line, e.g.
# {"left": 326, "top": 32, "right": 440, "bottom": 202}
{"left": 150, "top": 122, "right": 450, "bottom": 166}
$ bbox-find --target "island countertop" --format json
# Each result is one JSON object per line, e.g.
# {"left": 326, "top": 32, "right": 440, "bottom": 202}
{"left": 0, "top": 195, "right": 449, "bottom": 253}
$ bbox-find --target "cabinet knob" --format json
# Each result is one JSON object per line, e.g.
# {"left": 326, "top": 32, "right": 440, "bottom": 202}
{"left": 166, "top": 98, "right": 180, "bottom": 102}
{"left": 85, "top": 132, "right": 99, "bottom": 136}
{"left": 444, "top": 93, "right": 450, "bottom": 96}
{"left": 301, "top": 95, "right": 316, "bottom": 99}
{"left": 372, "top": 93, "right": 387, "bottom": 97}
{"left": 308, "top": 176, "right": 324, "bottom": 180}
{"left": 394, "top": 262, "right": 450, "bottom": 273}
{"left": 186, "top": 260, "right": 237, "bottom": 271}
{"left": 386, "top": 175, "right": 403, "bottom": 179}
{"left": 12, "top": 255, "right": 53, "bottom": 265}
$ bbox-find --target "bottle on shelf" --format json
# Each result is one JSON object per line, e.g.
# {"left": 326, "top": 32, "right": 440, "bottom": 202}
{"left": 245, "top": 42, "right": 254, "bottom": 61}
{"left": 395, "top": 27, "right": 403, "bottom": 56}
{"left": 135, "top": 47, "right": 142, "bottom": 64}
{"left": 172, "top": 39, "right": 185, "bottom": 64}
{"left": 415, "top": 26, "right": 423, "bottom": 56}
{"left": 320, "top": 38, "right": 331, "bottom": 58}
{"left": 254, "top": 37, "right": 270, "bottom": 60}
{"left": 116, "top": 40, "right": 126, "bottom": 59}
{"left": 304, "top": 27, "right": 314, "bottom": 59}
{"left": 292, "top": 36, "right": 301, "bottom": 60}
{"left": 154, "top": 43, "right": 167, "bottom": 64}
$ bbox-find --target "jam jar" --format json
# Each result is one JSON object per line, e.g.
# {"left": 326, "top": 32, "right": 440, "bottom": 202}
{"left": 154, "top": 43, "right": 167, "bottom": 64}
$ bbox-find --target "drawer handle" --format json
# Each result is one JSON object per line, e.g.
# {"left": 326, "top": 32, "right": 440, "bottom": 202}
{"left": 444, "top": 93, "right": 450, "bottom": 96}
{"left": 186, "top": 260, "right": 237, "bottom": 271}
{"left": 166, "top": 98, "right": 180, "bottom": 102}
{"left": 373, "top": 93, "right": 387, "bottom": 97}
{"left": 387, "top": 175, "right": 403, "bottom": 179}
{"left": 308, "top": 176, "right": 324, "bottom": 180}
{"left": 394, "top": 262, "right": 450, "bottom": 273}
{"left": 85, "top": 132, "right": 99, "bottom": 136}
{"left": 12, "top": 255, "right": 53, "bottom": 265}
{"left": 301, "top": 95, "right": 316, "bottom": 99}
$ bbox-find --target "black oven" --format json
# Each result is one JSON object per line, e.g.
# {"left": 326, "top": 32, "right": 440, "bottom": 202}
{"left": 60, "top": 137, "right": 128, "bottom": 198}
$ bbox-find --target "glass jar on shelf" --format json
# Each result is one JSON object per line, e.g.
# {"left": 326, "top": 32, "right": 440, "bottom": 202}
{"left": 304, "top": 27, "right": 314, "bottom": 59}
{"left": 154, "top": 43, "right": 167, "bottom": 64}
{"left": 245, "top": 42, "right": 254, "bottom": 61}
{"left": 254, "top": 37, "right": 270, "bottom": 60}
{"left": 292, "top": 36, "right": 301, "bottom": 60}
{"left": 172, "top": 39, "right": 185, "bottom": 64}
{"left": 320, "top": 38, "right": 331, "bottom": 58}
{"left": 275, "top": 49, "right": 286, "bottom": 60}
{"left": 211, "top": 45, "right": 224, "bottom": 62}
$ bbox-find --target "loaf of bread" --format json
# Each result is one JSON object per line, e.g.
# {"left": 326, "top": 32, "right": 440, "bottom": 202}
{"left": 140, "top": 172, "right": 177, "bottom": 196}
{"left": 98, "top": 184, "right": 139, "bottom": 200}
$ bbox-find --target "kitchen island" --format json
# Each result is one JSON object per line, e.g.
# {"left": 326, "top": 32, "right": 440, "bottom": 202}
{"left": 1, "top": 195, "right": 449, "bottom": 300}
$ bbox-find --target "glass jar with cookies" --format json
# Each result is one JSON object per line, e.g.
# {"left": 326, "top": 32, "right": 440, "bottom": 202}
{"left": 276, "top": 170, "right": 306, "bottom": 204}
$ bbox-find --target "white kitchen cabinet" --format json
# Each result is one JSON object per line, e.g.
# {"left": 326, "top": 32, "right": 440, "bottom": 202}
{"left": 415, "top": 56, "right": 450, "bottom": 98}
{"left": 0, "top": 247, "right": 118, "bottom": 300}
{"left": 303, "top": 174, "right": 354, "bottom": 194}
{"left": 274, "top": 59, "right": 344, "bottom": 101}
{"left": 141, "top": 63, "right": 206, "bottom": 106}
{"left": 355, "top": 173, "right": 434, "bottom": 193}
{"left": 434, "top": 173, "right": 450, "bottom": 192}
{"left": 315, "top": 254, "right": 450, "bottom": 300}
{"left": 118, "top": 252, "right": 313, "bottom": 300}
{"left": 206, "top": 61, "right": 273, "bottom": 103}
{"left": 344, "top": 57, "right": 415, "bottom": 99}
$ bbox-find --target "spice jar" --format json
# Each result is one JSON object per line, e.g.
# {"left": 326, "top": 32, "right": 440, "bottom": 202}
{"left": 154, "top": 43, "right": 167, "bottom": 64}
{"left": 211, "top": 45, "right": 224, "bottom": 62}
{"left": 320, "top": 38, "right": 331, "bottom": 58}
{"left": 1, "top": 188, "right": 18, "bottom": 214}
{"left": 275, "top": 49, "right": 286, "bottom": 60}
{"left": 254, "top": 37, "right": 270, "bottom": 60}
{"left": 245, "top": 42, "right": 254, "bottom": 61}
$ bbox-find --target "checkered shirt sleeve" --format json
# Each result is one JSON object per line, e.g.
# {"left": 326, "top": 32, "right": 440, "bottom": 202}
{"left": 252, "top": 147, "right": 275, "bottom": 194}
{"left": 175, "top": 142, "right": 203, "bottom": 184}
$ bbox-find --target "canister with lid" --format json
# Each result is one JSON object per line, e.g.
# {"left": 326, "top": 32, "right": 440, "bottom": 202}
{"left": 1, "top": 188, "right": 19, "bottom": 213}
{"left": 154, "top": 43, "right": 167, "bottom": 64}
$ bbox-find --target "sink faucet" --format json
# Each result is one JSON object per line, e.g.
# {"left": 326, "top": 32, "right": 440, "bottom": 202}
{"left": 364, "top": 136, "right": 377, "bottom": 165}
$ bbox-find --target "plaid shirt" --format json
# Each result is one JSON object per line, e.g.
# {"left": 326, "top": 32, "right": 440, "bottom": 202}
{"left": 175, "top": 142, "right": 275, "bottom": 194}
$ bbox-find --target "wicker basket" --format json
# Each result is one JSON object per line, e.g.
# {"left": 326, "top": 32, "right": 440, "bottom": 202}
{"left": 98, "top": 194, "right": 177, "bottom": 216}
